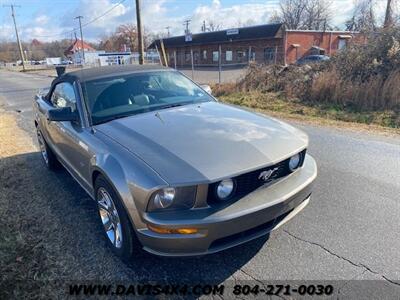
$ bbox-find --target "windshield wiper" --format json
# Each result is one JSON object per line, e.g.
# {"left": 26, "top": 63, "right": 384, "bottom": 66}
{"left": 94, "top": 114, "right": 132, "bottom": 125}
{"left": 156, "top": 102, "right": 192, "bottom": 111}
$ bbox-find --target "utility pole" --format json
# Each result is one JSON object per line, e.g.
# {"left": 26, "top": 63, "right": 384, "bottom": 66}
{"left": 4, "top": 4, "right": 25, "bottom": 71}
{"left": 135, "top": 0, "right": 145, "bottom": 65}
{"left": 183, "top": 19, "right": 191, "bottom": 34}
{"left": 384, "top": 0, "right": 393, "bottom": 28}
{"left": 165, "top": 26, "right": 171, "bottom": 37}
{"left": 75, "top": 16, "right": 85, "bottom": 65}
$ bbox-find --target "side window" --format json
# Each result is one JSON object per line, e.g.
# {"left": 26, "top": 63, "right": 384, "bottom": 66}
{"left": 338, "top": 39, "right": 347, "bottom": 50}
{"left": 51, "top": 82, "right": 77, "bottom": 112}
{"left": 264, "top": 47, "right": 275, "bottom": 62}
{"left": 202, "top": 50, "right": 207, "bottom": 60}
{"left": 226, "top": 50, "right": 233, "bottom": 61}
{"left": 212, "top": 51, "right": 219, "bottom": 62}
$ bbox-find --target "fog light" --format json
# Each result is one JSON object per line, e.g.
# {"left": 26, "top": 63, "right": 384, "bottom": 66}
{"left": 148, "top": 224, "right": 198, "bottom": 234}
{"left": 289, "top": 153, "right": 301, "bottom": 171}
{"left": 216, "top": 179, "right": 234, "bottom": 200}
{"left": 153, "top": 187, "right": 175, "bottom": 209}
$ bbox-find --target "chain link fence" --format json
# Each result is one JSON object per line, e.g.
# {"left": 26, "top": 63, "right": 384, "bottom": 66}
{"left": 154, "top": 43, "right": 286, "bottom": 84}
{"left": 0, "top": 44, "right": 288, "bottom": 85}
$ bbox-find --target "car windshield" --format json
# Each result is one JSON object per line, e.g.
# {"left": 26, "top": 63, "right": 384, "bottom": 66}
{"left": 81, "top": 70, "right": 214, "bottom": 125}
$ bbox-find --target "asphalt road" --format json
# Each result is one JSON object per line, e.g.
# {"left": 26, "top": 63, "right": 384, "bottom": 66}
{"left": 1, "top": 70, "right": 399, "bottom": 297}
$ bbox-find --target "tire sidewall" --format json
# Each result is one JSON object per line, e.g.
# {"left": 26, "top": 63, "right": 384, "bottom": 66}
{"left": 36, "top": 127, "right": 58, "bottom": 170}
{"left": 94, "top": 175, "right": 135, "bottom": 260}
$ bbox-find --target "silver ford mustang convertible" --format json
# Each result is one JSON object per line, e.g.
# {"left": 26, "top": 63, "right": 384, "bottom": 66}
{"left": 34, "top": 65, "right": 317, "bottom": 259}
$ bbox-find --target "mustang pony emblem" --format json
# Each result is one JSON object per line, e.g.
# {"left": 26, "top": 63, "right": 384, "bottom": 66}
{"left": 258, "top": 167, "right": 279, "bottom": 182}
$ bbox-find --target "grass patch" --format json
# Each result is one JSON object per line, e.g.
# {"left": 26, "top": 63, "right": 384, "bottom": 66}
{"left": 216, "top": 90, "right": 400, "bottom": 129}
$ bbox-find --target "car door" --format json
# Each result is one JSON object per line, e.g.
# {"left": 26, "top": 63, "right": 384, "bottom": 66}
{"left": 47, "top": 81, "right": 92, "bottom": 189}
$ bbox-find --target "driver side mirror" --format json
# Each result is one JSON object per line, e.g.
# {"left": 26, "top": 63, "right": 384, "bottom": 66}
{"left": 47, "top": 107, "right": 79, "bottom": 122}
{"left": 35, "top": 87, "right": 50, "bottom": 101}
{"left": 200, "top": 84, "right": 212, "bottom": 95}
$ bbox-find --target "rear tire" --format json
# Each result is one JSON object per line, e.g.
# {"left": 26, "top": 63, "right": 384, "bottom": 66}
{"left": 94, "top": 175, "right": 137, "bottom": 261}
{"left": 36, "top": 127, "right": 59, "bottom": 170}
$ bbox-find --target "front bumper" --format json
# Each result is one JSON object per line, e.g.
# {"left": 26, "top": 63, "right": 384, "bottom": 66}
{"left": 137, "top": 154, "right": 317, "bottom": 256}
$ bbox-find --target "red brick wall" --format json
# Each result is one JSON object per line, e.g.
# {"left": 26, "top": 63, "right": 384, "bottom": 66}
{"left": 285, "top": 31, "right": 364, "bottom": 64}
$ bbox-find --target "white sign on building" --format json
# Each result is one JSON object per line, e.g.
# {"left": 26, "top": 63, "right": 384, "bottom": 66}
{"left": 226, "top": 28, "right": 239, "bottom": 35}
{"left": 185, "top": 34, "right": 193, "bottom": 42}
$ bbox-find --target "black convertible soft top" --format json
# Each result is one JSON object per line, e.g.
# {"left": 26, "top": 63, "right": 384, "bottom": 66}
{"left": 56, "top": 64, "right": 171, "bottom": 83}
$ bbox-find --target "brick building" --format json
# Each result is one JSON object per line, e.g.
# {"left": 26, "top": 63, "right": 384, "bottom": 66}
{"left": 149, "top": 23, "right": 363, "bottom": 67}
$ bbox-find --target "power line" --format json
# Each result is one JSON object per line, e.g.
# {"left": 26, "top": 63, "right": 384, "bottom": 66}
{"left": 81, "top": 0, "right": 126, "bottom": 27}
{"left": 32, "top": 0, "right": 127, "bottom": 39}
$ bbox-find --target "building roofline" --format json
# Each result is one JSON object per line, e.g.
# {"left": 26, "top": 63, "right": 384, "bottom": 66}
{"left": 166, "top": 22, "right": 284, "bottom": 40}
{"left": 286, "top": 29, "right": 360, "bottom": 34}
{"left": 161, "top": 36, "right": 281, "bottom": 48}
{"left": 148, "top": 23, "right": 284, "bottom": 49}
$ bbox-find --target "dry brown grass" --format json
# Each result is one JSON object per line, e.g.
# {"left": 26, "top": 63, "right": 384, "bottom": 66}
{"left": 0, "top": 111, "right": 36, "bottom": 158}
{"left": 214, "top": 88, "right": 400, "bottom": 129}
{"left": 308, "top": 68, "right": 400, "bottom": 111}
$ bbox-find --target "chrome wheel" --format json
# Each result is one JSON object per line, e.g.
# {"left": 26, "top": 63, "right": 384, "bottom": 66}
{"left": 97, "top": 187, "right": 123, "bottom": 249}
{"left": 37, "top": 130, "right": 48, "bottom": 165}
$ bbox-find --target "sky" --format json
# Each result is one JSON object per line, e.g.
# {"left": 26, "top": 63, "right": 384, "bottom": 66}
{"left": 0, "top": 0, "right": 392, "bottom": 43}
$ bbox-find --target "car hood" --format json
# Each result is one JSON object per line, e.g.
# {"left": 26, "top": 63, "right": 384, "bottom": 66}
{"left": 95, "top": 102, "right": 308, "bottom": 185}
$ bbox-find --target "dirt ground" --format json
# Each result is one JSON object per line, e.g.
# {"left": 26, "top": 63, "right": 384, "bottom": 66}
{"left": 0, "top": 111, "right": 118, "bottom": 298}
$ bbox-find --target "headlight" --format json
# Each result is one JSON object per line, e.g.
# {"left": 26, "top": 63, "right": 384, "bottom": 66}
{"left": 147, "top": 186, "right": 197, "bottom": 212}
{"left": 153, "top": 187, "right": 175, "bottom": 209}
{"left": 289, "top": 153, "right": 301, "bottom": 171}
{"left": 216, "top": 179, "right": 235, "bottom": 200}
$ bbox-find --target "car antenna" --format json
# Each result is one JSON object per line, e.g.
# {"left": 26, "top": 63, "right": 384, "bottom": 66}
{"left": 55, "top": 66, "right": 66, "bottom": 77}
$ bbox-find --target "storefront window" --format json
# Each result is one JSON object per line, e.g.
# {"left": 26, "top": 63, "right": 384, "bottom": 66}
{"left": 226, "top": 51, "right": 233, "bottom": 61}
{"left": 212, "top": 51, "right": 219, "bottom": 62}
{"left": 264, "top": 47, "right": 275, "bottom": 62}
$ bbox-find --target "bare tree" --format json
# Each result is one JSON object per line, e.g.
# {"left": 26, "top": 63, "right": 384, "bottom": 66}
{"left": 0, "top": 41, "right": 19, "bottom": 62}
{"left": 303, "top": 0, "right": 332, "bottom": 30}
{"left": 272, "top": 0, "right": 332, "bottom": 30}
{"left": 115, "top": 24, "right": 138, "bottom": 52}
{"left": 269, "top": 11, "right": 282, "bottom": 24}
{"left": 384, "top": 0, "right": 394, "bottom": 27}
{"left": 278, "top": 0, "right": 307, "bottom": 29}
{"left": 98, "top": 23, "right": 155, "bottom": 52}
{"left": 205, "top": 20, "right": 222, "bottom": 32}
{"left": 345, "top": 0, "right": 377, "bottom": 32}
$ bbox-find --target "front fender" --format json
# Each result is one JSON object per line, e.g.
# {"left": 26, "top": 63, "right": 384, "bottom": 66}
{"left": 89, "top": 146, "right": 167, "bottom": 230}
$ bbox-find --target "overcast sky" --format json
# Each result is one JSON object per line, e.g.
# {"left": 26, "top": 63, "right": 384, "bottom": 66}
{"left": 0, "top": 0, "right": 392, "bottom": 42}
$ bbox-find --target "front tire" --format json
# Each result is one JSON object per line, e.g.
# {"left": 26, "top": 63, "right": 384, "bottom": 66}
{"left": 36, "top": 128, "right": 59, "bottom": 170}
{"left": 95, "top": 175, "right": 137, "bottom": 261}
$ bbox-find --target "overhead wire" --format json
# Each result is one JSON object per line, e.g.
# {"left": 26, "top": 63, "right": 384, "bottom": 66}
{"left": 31, "top": 0, "right": 127, "bottom": 39}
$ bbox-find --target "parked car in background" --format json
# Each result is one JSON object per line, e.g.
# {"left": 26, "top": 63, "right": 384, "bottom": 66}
{"left": 61, "top": 60, "right": 73, "bottom": 65}
{"left": 296, "top": 55, "right": 330, "bottom": 65}
{"left": 33, "top": 65, "right": 317, "bottom": 259}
